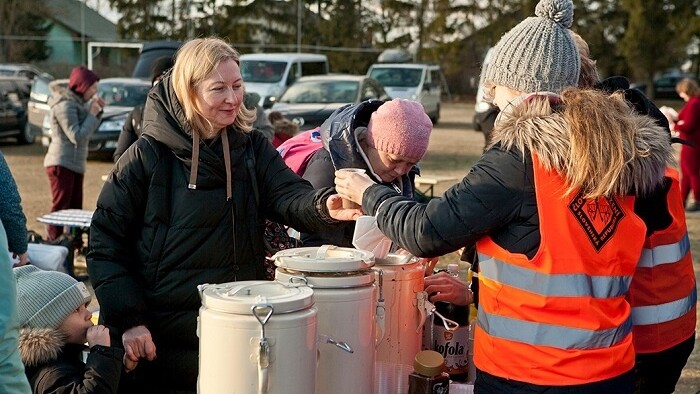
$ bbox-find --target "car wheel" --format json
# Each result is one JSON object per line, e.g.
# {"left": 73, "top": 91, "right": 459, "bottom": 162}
{"left": 17, "top": 121, "right": 34, "bottom": 145}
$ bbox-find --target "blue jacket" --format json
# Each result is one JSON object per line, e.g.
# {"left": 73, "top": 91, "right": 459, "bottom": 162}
{"left": 0, "top": 152, "right": 27, "bottom": 255}
{"left": 0, "top": 220, "right": 31, "bottom": 393}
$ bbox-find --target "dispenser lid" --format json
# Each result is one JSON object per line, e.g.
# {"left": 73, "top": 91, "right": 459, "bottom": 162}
{"left": 374, "top": 252, "right": 415, "bottom": 266}
{"left": 200, "top": 281, "right": 314, "bottom": 314}
{"left": 272, "top": 245, "right": 375, "bottom": 272}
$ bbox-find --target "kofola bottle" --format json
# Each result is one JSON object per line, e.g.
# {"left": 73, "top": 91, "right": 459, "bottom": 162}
{"left": 431, "top": 264, "right": 469, "bottom": 382}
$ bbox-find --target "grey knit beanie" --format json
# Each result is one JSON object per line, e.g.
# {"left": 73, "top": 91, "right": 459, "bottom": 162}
{"left": 482, "top": 0, "right": 581, "bottom": 94}
{"left": 14, "top": 265, "right": 92, "bottom": 329}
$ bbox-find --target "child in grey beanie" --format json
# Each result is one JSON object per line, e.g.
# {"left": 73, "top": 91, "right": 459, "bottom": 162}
{"left": 14, "top": 265, "right": 124, "bottom": 393}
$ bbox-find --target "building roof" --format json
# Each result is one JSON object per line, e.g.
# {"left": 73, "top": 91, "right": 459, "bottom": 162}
{"left": 46, "top": 0, "right": 117, "bottom": 41}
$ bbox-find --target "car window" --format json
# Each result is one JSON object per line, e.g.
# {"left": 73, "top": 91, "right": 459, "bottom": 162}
{"left": 240, "top": 61, "right": 287, "bottom": 83}
{"left": 0, "top": 81, "right": 12, "bottom": 94}
{"left": 300, "top": 62, "right": 327, "bottom": 76}
{"left": 280, "top": 80, "right": 359, "bottom": 104}
{"left": 18, "top": 70, "right": 36, "bottom": 79}
{"left": 31, "top": 77, "right": 51, "bottom": 102}
{"left": 288, "top": 63, "right": 299, "bottom": 85}
{"left": 430, "top": 70, "right": 441, "bottom": 87}
{"left": 361, "top": 81, "right": 380, "bottom": 100}
{"left": 368, "top": 68, "right": 423, "bottom": 88}
{"left": 98, "top": 82, "right": 150, "bottom": 107}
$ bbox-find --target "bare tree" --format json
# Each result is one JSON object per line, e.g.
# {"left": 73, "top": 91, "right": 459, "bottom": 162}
{"left": 0, "top": 0, "right": 51, "bottom": 62}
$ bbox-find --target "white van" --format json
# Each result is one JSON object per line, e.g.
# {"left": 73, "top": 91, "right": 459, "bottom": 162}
{"left": 366, "top": 63, "right": 442, "bottom": 123}
{"left": 240, "top": 53, "right": 329, "bottom": 108}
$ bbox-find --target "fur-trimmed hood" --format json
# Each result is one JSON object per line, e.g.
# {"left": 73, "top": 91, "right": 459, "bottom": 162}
{"left": 488, "top": 95, "right": 674, "bottom": 196}
{"left": 18, "top": 327, "right": 68, "bottom": 368}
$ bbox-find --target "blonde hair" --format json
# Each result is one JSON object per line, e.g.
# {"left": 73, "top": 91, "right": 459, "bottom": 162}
{"left": 172, "top": 37, "right": 255, "bottom": 136}
{"left": 571, "top": 32, "right": 599, "bottom": 88}
{"left": 562, "top": 88, "right": 640, "bottom": 198}
{"left": 676, "top": 78, "right": 700, "bottom": 97}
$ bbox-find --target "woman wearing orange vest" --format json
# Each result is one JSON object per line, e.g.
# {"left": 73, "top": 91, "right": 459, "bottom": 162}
{"left": 629, "top": 168, "right": 696, "bottom": 393}
{"left": 581, "top": 48, "right": 697, "bottom": 393}
{"left": 333, "top": 0, "right": 674, "bottom": 391}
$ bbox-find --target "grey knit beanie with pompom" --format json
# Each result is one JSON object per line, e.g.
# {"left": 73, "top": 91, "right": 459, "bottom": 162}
{"left": 482, "top": 0, "right": 580, "bottom": 94}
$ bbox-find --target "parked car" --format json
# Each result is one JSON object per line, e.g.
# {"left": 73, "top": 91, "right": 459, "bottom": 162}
{"left": 41, "top": 77, "right": 151, "bottom": 159}
{"left": 270, "top": 74, "right": 390, "bottom": 131}
{"left": 240, "top": 53, "right": 330, "bottom": 109}
{"left": 27, "top": 74, "right": 60, "bottom": 139}
{"left": 0, "top": 76, "right": 33, "bottom": 144}
{"left": 366, "top": 63, "right": 442, "bottom": 124}
{"left": 0, "top": 64, "right": 49, "bottom": 80}
{"left": 652, "top": 75, "right": 685, "bottom": 99}
{"left": 630, "top": 74, "right": 697, "bottom": 100}
{"left": 132, "top": 41, "right": 181, "bottom": 80}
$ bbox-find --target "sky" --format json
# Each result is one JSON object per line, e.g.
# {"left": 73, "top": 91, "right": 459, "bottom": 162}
{"left": 85, "top": 0, "right": 120, "bottom": 24}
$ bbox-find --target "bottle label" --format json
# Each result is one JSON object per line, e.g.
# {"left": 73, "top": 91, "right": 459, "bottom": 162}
{"left": 432, "top": 380, "right": 449, "bottom": 394}
{"left": 431, "top": 325, "right": 469, "bottom": 375}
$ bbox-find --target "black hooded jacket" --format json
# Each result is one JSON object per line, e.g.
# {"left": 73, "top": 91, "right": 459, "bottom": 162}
{"left": 87, "top": 74, "right": 337, "bottom": 392}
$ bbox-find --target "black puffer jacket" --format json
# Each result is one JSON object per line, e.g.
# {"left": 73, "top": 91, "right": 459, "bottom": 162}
{"left": 302, "top": 100, "right": 418, "bottom": 247}
{"left": 87, "top": 75, "right": 337, "bottom": 392}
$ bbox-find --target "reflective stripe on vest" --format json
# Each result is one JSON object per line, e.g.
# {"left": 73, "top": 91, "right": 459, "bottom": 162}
{"left": 637, "top": 232, "right": 690, "bottom": 268}
{"left": 631, "top": 286, "right": 697, "bottom": 325}
{"left": 478, "top": 253, "right": 632, "bottom": 298}
{"left": 477, "top": 281, "right": 633, "bottom": 350}
{"left": 628, "top": 169, "right": 697, "bottom": 354}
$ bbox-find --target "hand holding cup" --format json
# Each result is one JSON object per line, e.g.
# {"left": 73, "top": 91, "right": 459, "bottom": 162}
{"left": 336, "top": 168, "right": 367, "bottom": 208}
{"left": 89, "top": 96, "right": 105, "bottom": 116}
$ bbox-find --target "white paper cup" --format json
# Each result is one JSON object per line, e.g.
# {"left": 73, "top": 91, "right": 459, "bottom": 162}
{"left": 338, "top": 168, "right": 366, "bottom": 209}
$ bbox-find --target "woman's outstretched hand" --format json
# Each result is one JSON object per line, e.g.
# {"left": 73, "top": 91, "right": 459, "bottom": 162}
{"left": 326, "top": 194, "right": 363, "bottom": 221}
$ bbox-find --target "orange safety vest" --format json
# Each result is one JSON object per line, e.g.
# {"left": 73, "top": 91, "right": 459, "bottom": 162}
{"left": 474, "top": 154, "right": 647, "bottom": 386}
{"left": 627, "top": 168, "right": 697, "bottom": 354}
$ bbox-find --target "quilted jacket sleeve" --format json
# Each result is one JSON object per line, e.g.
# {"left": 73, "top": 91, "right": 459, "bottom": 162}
{"left": 363, "top": 146, "right": 530, "bottom": 258}
{"left": 249, "top": 132, "right": 337, "bottom": 233}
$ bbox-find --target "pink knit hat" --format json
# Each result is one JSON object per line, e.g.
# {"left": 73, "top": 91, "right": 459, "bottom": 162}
{"left": 366, "top": 99, "right": 432, "bottom": 161}
{"left": 68, "top": 66, "right": 99, "bottom": 95}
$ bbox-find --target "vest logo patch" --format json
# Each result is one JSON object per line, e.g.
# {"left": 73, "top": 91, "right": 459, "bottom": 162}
{"left": 568, "top": 192, "right": 625, "bottom": 252}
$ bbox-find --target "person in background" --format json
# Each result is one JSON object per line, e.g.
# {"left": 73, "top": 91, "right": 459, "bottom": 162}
{"left": 0, "top": 151, "right": 28, "bottom": 267}
{"left": 44, "top": 66, "right": 104, "bottom": 241}
{"left": 243, "top": 92, "right": 274, "bottom": 141}
{"left": 271, "top": 117, "right": 299, "bottom": 148}
{"left": 87, "top": 37, "right": 358, "bottom": 393}
{"left": 671, "top": 78, "right": 700, "bottom": 211}
{"left": 300, "top": 98, "right": 432, "bottom": 247}
{"left": 0, "top": 220, "right": 32, "bottom": 394}
{"left": 14, "top": 265, "right": 124, "bottom": 393}
{"left": 267, "top": 110, "right": 284, "bottom": 125}
{"left": 113, "top": 56, "right": 174, "bottom": 162}
{"left": 333, "top": 0, "right": 673, "bottom": 392}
